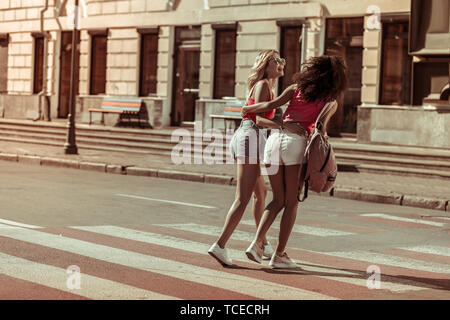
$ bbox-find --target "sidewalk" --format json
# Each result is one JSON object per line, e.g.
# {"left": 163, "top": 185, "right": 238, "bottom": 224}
{"left": 0, "top": 139, "right": 449, "bottom": 212}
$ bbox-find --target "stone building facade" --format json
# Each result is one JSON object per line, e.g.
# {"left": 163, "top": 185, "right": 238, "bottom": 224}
{"left": 0, "top": 0, "right": 448, "bottom": 148}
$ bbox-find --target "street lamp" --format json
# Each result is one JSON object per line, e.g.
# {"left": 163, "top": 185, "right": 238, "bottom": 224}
{"left": 64, "top": 0, "right": 78, "bottom": 154}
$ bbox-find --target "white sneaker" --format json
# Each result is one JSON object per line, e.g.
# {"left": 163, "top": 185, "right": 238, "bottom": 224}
{"left": 245, "top": 241, "right": 263, "bottom": 264}
{"left": 269, "top": 252, "right": 298, "bottom": 269}
{"left": 263, "top": 242, "right": 274, "bottom": 259}
{"left": 208, "top": 243, "right": 232, "bottom": 266}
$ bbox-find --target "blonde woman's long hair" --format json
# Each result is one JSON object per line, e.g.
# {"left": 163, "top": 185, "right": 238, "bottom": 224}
{"left": 246, "top": 49, "right": 279, "bottom": 94}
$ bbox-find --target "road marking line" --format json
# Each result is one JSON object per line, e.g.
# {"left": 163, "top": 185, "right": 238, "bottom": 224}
{"left": 158, "top": 223, "right": 261, "bottom": 242}
{"left": 116, "top": 194, "right": 217, "bottom": 209}
{"left": 240, "top": 219, "right": 355, "bottom": 237}
{"left": 0, "top": 218, "right": 41, "bottom": 229}
{"left": 0, "top": 223, "right": 23, "bottom": 229}
{"left": 360, "top": 214, "right": 446, "bottom": 227}
{"left": 398, "top": 245, "right": 450, "bottom": 258}
{"left": 0, "top": 227, "right": 333, "bottom": 300}
{"left": 74, "top": 225, "right": 429, "bottom": 293}
{"left": 0, "top": 251, "right": 176, "bottom": 300}
{"left": 322, "top": 250, "right": 450, "bottom": 275}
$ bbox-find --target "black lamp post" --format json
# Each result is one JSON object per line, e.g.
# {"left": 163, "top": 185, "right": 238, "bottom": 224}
{"left": 64, "top": 0, "right": 78, "bottom": 154}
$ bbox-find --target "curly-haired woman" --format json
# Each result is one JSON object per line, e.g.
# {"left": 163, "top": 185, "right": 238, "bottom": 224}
{"left": 242, "top": 55, "right": 348, "bottom": 268}
{"left": 208, "top": 50, "right": 305, "bottom": 266}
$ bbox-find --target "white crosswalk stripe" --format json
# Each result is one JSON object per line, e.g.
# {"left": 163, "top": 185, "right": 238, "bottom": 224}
{"left": 398, "top": 245, "right": 450, "bottom": 258}
{"left": 74, "top": 225, "right": 432, "bottom": 292}
{"left": 360, "top": 214, "right": 446, "bottom": 227}
{"left": 157, "top": 222, "right": 264, "bottom": 242}
{"left": 240, "top": 219, "right": 355, "bottom": 237}
{"left": 0, "top": 227, "right": 333, "bottom": 300}
{"left": 0, "top": 218, "right": 41, "bottom": 229}
{"left": 0, "top": 218, "right": 448, "bottom": 299}
{"left": 322, "top": 250, "right": 450, "bottom": 274}
{"left": 0, "top": 251, "right": 176, "bottom": 300}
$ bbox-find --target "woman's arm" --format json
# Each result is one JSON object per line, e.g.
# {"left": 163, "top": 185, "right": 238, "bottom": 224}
{"left": 253, "top": 81, "right": 284, "bottom": 129}
{"left": 242, "top": 84, "right": 296, "bottom": 116}
{"left": 318, "top": 101, "right": 338, "bottom": 135}
{"left": 255, "top": 115, "right": 283, "bottom": 129}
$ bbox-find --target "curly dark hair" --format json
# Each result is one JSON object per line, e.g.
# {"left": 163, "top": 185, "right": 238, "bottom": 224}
{"left": 292, "top": 55, "right": 348, "bottom": 103}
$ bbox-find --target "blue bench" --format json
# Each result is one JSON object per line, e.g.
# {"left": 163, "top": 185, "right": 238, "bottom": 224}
{"left": 210, "top": 100, "right": 243, "bottom": 130}
{"left": 88, "top": 98, "right": 143, "bottom": 126}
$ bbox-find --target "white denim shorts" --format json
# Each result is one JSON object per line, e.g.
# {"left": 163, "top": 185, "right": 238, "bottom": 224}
{"left": 229, "top": 120, "right": 269, "bottom": 163}
{"left": 263, "top": 129, "right": 308, "bottom": 166}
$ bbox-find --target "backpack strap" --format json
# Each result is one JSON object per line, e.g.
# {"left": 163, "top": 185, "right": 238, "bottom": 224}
{"left": 303, "top": 101, "right": 337, "bottom": 156}
{"left": 319, "top": 147, "right": 332, "bottom": 172}
{"left": 297, "top": 178, "right": 309, "bottom": 202}
{"left": 315, "top": 100, "right": 337, "bottom": 132}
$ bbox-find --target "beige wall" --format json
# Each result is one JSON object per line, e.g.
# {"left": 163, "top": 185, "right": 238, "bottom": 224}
{"left": 0, "top": 0, "right": 411, "bottom": 120}
{"left": 106, "top": 28, "right": 139, "bottom": 96}
{"left": 361, "top": 16, "right": 381, "bottom": 105}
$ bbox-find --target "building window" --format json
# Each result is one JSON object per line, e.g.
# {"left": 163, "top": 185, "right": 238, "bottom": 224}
{"left": 138, "top": 28, "right": 159, "bottom": 96}
{"left": 89, "top": 32, "right": 107, "bottom": 95}
{"left": 213, "top": 24, "right": 237, "bottom": 99}
{"left": 33, "top": 34, "right": 44, "bottom": 94}
{"left": 380, "top": 21, "right": 412, "bottom": 105}
{"left": 325, "top": 17, "right": 364, "bottom": 134}
{"left": 0, "top": 35, "right": 8, "bottom": 93}
{"left": 278, "top": 24, "right": 302, "bottom": 93}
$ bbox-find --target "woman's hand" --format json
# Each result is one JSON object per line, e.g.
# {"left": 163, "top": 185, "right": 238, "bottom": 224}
{"left": 241, "top": 106, "right": 251, "bottom": 117}
{"left": 282, "top": 122, "right": 307, "bottom": 136}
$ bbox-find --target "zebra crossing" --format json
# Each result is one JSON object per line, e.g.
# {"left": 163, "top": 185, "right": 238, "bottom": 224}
{"left": 0, "top": 214, "right": 448, "bottom": 301}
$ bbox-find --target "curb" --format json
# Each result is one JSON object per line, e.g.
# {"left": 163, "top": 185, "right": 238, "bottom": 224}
{"left": 1, "top": 152, "right": 448, "bottom": 213}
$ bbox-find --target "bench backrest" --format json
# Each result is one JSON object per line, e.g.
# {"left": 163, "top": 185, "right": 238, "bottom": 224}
{"left": 223, "top": 100, "right": 244, "bottom": 117}
{"left": 101, "top": 98, "right": 142, "bottom": 112}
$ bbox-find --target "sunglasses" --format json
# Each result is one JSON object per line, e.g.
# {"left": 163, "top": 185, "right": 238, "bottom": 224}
{"left": 271, "top": 57, "right": 286, "bottom": 65}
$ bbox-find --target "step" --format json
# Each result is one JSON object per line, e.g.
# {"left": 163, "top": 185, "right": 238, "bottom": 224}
{"left": 2, "top": 125, "right": 449, "bottom": 165}
{"left": 335, "top": 153, "right": 450, "bottom": 172}
{"left": 332, "top": 141, "right": 450, "bottom": 162}
{"left": 3, "top": 119, "right": 448, "bottom": 161}
{"left": 0, "top": 129, "right": 66, "bottom": 142}
{"left": 1, "top": 136, "right": 449, "bottom": 180}
{"left": 0, "top": 122, "right": 200, "bottom": 144}
{"left": 0, "top": 135, "right": 174, "bottom": 156}
{"left": 1, "top": 119, "right": 449, "bottom": 177}
{"left": 0, "top": 125, "right": 225, "bottom": 149}
{"left": 0, "top": 118, "right": 186, "bottom": 138}
{"left": 354, "top": 163, "right": 450, "bottom": 180}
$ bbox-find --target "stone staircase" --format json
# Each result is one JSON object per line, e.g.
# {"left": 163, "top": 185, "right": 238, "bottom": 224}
{"left": 0, "top": 118, "right": 449, "bottom": 180}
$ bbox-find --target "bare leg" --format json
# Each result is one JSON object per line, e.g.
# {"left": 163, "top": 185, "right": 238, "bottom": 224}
{"left": 276, "top": 164, "right": 301, "bottom": 255}
{"left": 251, "top": 175, "right": 268, "bottom": 245}
{"left": 216, "top": 162, "right": 261, "bottom": 248}
{"left": 253, "top": 164, "right": 286, "bottom": 248}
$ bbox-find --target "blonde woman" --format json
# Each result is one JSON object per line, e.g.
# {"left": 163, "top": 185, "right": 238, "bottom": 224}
{"left": 208, "top": 50, "right": 305, "bottom": 266}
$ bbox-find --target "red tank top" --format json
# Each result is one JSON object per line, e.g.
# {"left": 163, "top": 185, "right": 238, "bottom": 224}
{"left": 242, "top": 80, "right": 276, "bottom": 122}
{"left": 283, "top": 89, "right": 326, "bottom": 135}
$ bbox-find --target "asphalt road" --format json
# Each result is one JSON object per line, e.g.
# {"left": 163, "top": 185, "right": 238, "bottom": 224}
{"left": 0, "top": 160, "right": 449, "bottom": 302}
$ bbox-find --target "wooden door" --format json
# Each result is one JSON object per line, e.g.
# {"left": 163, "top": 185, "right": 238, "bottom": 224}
{"left": 33, "top": 36, "right": 44, "bottom": 94}
{"left": 325, "top": 18, "right": 363, "bottom": 136}
{"left": 90, "top": 34, "right": 107, "bottom": 95}
{"left": 171, "top": 27, "right": 201, "bottom": 126}
{"left": 279, "top": 26, "right": 302, "bottom": 93}
{"left": 58, "top": 31, "right": 79, "bottom": 118}
{"left": 0, "top": 37, "right": 8, "bottom": 93}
